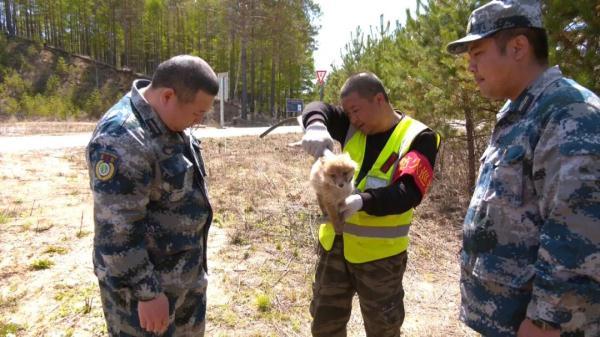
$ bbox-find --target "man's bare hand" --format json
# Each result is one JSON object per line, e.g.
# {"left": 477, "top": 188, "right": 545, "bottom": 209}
{"left": 138, "top": 293, "right": 169, "bottom": 334}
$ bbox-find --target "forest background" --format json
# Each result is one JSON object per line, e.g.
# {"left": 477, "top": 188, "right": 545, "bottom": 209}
{"left": 0, "top": 0, "right": 598, "bottom": 192}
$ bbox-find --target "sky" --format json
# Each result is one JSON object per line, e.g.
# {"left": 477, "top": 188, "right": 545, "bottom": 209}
{"left": 313, "top": 0, "right": 418, "bottom": 78}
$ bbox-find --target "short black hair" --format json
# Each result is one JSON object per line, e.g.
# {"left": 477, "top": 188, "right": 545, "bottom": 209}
{"left": 150, "top": 55, "right": 219, "bottom": 103}
{"left": 340, "top": 72, "right": 389, "bottom": 102}
{"left": 492, "top": 27, "right": 548, "bottom": 66}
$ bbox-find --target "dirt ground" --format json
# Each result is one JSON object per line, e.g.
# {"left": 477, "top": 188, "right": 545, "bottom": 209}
{"left": 0, "top": 132, "right": 477, "bottom": 337}
{"left": 0, "top": 122, "right": 98, "bottom": 136}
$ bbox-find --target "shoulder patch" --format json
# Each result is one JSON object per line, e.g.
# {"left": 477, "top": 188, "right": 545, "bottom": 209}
{"left": 95, "top": 152, "right": 118, "bottom": 181}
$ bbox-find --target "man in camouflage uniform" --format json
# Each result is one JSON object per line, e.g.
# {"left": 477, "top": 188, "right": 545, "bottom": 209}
{"left": 447, "top": 1, "right": 600, "bottom": 336}
{"left": 86, "top": 55, "right": 218, "bottom": 336}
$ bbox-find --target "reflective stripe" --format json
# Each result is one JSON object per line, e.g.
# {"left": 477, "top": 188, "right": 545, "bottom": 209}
{"left": 344, "top": 223, "right": 411, "bottom": 238}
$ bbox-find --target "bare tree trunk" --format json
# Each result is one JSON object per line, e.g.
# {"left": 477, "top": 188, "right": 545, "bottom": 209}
{"left": 57, "top": 0, "right": 64, "bottom": 48}
{"left": 4, "top": 0, "right": 14, "bottom": 36}
{"left": 24, "top": 0, "right": 32, "bottom": 39}
{"left": 241, "top": 34, "right": 248, "bottom": 119}
{"left": 240, "top": 1, "right": 248, "bottom": 120}
{"left": 111, "top": 3, "right": 116, "bottom": 66}
{"left": 228, "top": 26, "right": 236, "bottom": 103}
{"left": 255, "top": 51, "right": 263, "bottom": 118}
{"left": 269, "top": 46, "right": 276, "bottom": 118}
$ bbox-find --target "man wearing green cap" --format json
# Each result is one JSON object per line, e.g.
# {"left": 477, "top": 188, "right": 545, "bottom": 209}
{"left": 447, "top": 1, "right": 600, "bottom": 337}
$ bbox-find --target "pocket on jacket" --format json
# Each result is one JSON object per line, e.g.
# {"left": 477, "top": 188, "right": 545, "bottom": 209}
{"left": 472, "top": 252, "right": 535, "bottom": 290}
{"left": 483, "top": 145, "right": 526, "bottom": 207}
{"left": 159, "top": 153, "right": 194, "bottom": 202}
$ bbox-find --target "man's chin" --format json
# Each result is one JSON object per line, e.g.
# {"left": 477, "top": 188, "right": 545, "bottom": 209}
{"left": 478, "top": 88, "right": 496, "bottom": 100}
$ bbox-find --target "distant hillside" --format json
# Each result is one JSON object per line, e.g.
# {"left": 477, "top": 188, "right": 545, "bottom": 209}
{"left": 0, "top": 35, "right": 252, "bottom": 127}
{"left": 0, "top": 35, "right": 141, "bottom": 122}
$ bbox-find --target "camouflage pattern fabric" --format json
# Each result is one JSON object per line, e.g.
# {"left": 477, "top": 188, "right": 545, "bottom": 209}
{"left": 86, "top": 79, "right": 212, "bottom": 336}
{"left": 461, "top": 66, "right": 600, "bottom": 337}
{"left": 310, "top": 236, "right": 407, "bottom": 337}
{"left": 447, "top": 0, "right": 544, "bottom": 54}
{"left": 99, "top": 282, "right": 206, "bottom": 336}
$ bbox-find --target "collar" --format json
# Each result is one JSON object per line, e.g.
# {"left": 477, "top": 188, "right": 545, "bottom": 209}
{"left": 130, "top": 79, "right": 171, "bottom": 137}
{"left": 496, "top": 66, "right": 563, "bottom": 122}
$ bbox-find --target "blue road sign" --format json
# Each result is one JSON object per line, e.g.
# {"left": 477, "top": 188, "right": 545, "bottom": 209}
{"left": 286, "top": 98, "right": 304, "bottom": 116}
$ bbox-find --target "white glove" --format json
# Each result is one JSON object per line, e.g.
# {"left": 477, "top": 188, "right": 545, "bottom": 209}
{"left": 340, "top": 194, "right": 363, "bottom": 220}
{"left": 301, "top": 123, "right": 334, "bottom": 158}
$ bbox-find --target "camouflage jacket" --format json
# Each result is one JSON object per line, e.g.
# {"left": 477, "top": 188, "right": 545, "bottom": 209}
{"left": 86, "top": 80, "right": 212, "bottom": 301}
{"left": 462, "top": 66, "right": 600, "bottom": 332}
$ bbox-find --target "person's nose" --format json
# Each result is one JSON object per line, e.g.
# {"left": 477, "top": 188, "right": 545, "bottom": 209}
{"left": 468, "top": 57, "right": 477, "bottom": 74}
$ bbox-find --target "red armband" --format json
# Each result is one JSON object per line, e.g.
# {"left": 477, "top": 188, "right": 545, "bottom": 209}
{"left": 392, "top": 150, "right": 434, "bottom": 196}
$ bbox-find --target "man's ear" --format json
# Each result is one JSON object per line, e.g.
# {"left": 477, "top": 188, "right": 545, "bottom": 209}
{"left": 510, "top": 35, "right": 529, "bottom": 62}
{"left": 160, "top": 88, "right": 175, "bottom": 106}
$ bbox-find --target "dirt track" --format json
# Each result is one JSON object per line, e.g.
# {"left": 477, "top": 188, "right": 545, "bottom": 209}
{"left": 0, "top": 125, "right": 302, "bottom": 153}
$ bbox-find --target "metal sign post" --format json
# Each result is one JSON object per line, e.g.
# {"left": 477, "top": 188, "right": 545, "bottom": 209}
{"left": 217, "top": 72, "right": 229, "bottom": 128}
{"left": 316, "top": 70, "right": 327, "bottom": 101}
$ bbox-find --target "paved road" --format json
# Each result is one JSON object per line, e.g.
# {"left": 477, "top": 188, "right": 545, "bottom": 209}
{"left": 0, "top": 125, "right": 302, "bottom": 153}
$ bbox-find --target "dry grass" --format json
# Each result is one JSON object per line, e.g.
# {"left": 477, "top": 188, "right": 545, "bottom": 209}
{"left": 0, "top": 132, "right": 478, "bottom": 336}
{"left": 0, "top": 147, "right": 105, "bottom": 336}
{"left": 202, "top": 135, "right": 479, "bottom": 337}
{"left": 0, "top": 121, "right": 98, "bottom": 136}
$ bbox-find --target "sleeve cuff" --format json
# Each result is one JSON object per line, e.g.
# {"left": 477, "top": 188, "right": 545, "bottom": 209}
{"left": 305, "top": 114, "right": 326, "bottom": 127}
{"left": 526, "top": 294, "right": 565, "bottom": 326}
{"left": 358, "top": 192, "right": 372, "bottom": 212}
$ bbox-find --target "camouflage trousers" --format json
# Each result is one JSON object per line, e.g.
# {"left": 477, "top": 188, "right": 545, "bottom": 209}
{"left": 98, "top": 281, "right": 206, "bottom": 337}
{"left": 462, "top": 269, "right": 597, "bottom": 337}
{"left": 310, "top": 235, "right": 408, "bottom": 337}
{"left": 460, "top": 265, "right": 531, "bottom": 337}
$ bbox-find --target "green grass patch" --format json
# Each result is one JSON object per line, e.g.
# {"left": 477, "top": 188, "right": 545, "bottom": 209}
{"left": 30, "top": 258, "right": 54, "bottom": 270}
{"left": 0, "top": 320, "right": 24, "bottom": 336}
{"left": 0, "top": 210, "right": 10, "bottom": 225}
{"left": 255, "top": 293, "right": 272, "bottom": 313}
{"left": 52, "top": 283, "right": 99, "bottom": 319}
{"left": 44, "top": 245, "right": 68, "bottom": 255}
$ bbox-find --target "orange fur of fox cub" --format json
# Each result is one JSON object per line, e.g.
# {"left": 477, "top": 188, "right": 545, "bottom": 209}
{"left": 310, "top": 152, "right": 357, "bottom": 234}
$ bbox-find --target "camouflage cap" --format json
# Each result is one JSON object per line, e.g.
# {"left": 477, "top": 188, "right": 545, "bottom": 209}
{"left": 447, "top": 0, "right": 543, "bottom": 54}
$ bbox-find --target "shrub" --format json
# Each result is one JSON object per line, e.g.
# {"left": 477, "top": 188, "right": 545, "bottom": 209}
{"left": 83, "top": 89, "right": 104, "bottom": 117}
{"left": 45, "top": 74, "right": 60, "bottom": 94}
{"left": 55, "top": 57, "right": 69, "bottom": 76}
{"left": 1, "top": 69, "right": 29, "bottom": 98}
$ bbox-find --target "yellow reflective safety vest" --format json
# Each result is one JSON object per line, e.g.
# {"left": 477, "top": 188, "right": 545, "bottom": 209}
{"left": 318, "top": 115, "right": 440, "bottom": 263}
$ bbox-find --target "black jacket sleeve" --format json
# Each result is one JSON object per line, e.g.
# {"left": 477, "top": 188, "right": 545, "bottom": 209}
{"left": 301, "top": 101, "right": 350, "bottom": 144}
{"left": 359, "top": 130, "right": 438, "bottom": 216}
{"left": 301, "top": 101, "right": 439, "bottom": 217}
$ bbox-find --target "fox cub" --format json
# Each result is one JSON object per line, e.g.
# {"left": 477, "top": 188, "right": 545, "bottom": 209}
{"left": 310, "top": 152, "right": 357, "bottom": 234}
